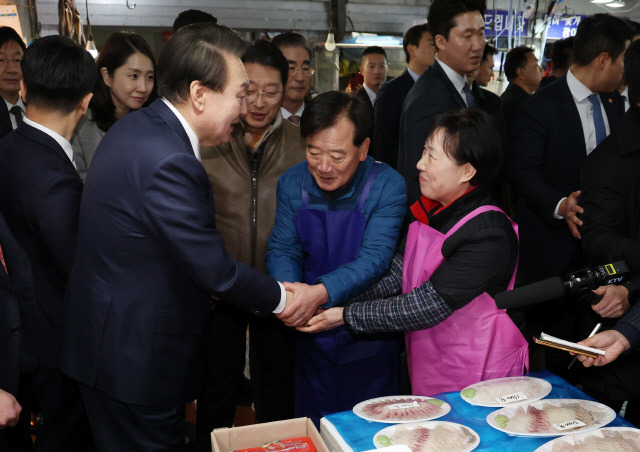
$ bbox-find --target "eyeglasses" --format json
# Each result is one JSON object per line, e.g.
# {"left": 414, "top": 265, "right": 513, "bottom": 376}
{"left": 245, "top": 89, "right": 283, "bottom": 104}
{"left": 288, "top": 63, "right": 315, "bottom": 76}
{"left": 0, "top": 58, "right": 22, "bottom": 68}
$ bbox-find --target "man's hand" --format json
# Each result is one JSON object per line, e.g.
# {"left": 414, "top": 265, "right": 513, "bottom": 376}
{"left": 275, "top": 282, "right": 329, "bottom": 327}
{"left": 591, "top": 285, "right": 630, "bottom": 319}
{"left": 558, "top": 190, "right": 583, "bottom": 239}
{"left": 297, "top": 307, "right": 345, "bottom": 333}
{"left": 577, "top": 330, "right": 630, "bottom": 367}
{"left": 0, "top": 389, "right": 21, "bottom": 429}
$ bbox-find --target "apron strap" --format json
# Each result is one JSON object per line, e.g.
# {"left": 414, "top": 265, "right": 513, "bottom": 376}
{"left": 444, "top": 205, "right": 520, "bottom": 290}
{"left": 301, "top": 163, "right": 310, "bottom": 209}
{"left": 356, "top": 162, "right": 381, "bottom": 212}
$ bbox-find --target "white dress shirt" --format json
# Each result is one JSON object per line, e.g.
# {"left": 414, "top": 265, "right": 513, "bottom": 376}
{"left": 437, "top": 58, "right": 471, "bottom": 106}
{"left": 362, "top": 83, "right": 378, "bottom": 105}
{"left": 407, "top": 67, "right": 420, "bottom": 83}
{"left": 5, "top": 97, "right": 26, "bottom": 130}
{"left": 281, "top": 104, "right": 305, "bottom": 121}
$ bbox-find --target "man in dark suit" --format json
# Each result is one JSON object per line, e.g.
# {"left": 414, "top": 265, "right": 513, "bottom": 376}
{"left": 399, "top": 0, "right": 504, "bottom": 206}
{"left": 0, "top": 36, "right": 96, "bottom": 451}
{"left": 0, "top": 27, "right": 26, "bottom": 137}
{"left": 500, "top": 46, "right": 542, "bottom": 131}
{"left": 509, "top": 14, "right": 630, "bottom": 375}
{"left": 61, "top": 24, "right": 295, "bottom": 451}
{"left": 355, "top": 46, "right": 387, "bottom": 113}
{"left": 369, "top": 23, "right": 435, "bottom": 168}
{"left": 0, "top": 99, "right": 10, "bottom": 139}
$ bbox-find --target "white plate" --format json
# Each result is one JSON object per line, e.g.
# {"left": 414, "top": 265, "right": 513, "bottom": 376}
{"left": 373, "top": 421, "right": 480, "bottom": 452}
{"left": 486, "top": 398, "right": 616, "bottom": 437}
{"left": 353, "top": 395, "right": 451, "bottom": 423}
{"left": 460, "top": 376, "right": 552, "bottom": 407}
{"left": 533, "top": 427, "right": 640, "bottom": 451}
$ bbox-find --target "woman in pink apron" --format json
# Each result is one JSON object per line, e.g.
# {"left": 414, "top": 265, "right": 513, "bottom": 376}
{"left": 299, "top": 109, "right": 529, "bottom": 396}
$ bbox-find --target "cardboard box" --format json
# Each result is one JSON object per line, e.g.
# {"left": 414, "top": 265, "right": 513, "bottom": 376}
{"left": 212, "top": 418, "right": 330, "bottom": 452}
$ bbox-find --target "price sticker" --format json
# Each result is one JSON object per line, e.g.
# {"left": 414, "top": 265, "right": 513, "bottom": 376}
{"left": 553, "top": 419, "right": 587, "bottom": 431}
{"left": 496, "top": 392, "right": 528, "bottom": 404}
{"left": 387, "top": 401, "right": 419, "bottom": 410}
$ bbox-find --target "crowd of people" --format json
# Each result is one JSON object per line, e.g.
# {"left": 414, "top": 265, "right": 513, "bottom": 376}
{"left": 1, "top": 0, "right": 640, "bottom": 451}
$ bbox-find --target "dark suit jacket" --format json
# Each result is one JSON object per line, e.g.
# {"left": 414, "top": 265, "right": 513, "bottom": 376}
{"left": 0, "top": 123, "right": 82, "bottom": 369}
{"left": 500, "top": 82, "right": 530, "bottom": 132}
{"left": 510, "top": 75, "right": 624, "bottom": 282}
{"left": 61, "top": 100, "right": 281, "bottom": 407}
{"left": 369, "top": 69, "right": 414, "bottom": 168}
{"left": 0, "top": 211, "right": 38, "bottom": 397}
{"left": 399, "top": 60, "right": 506, "bottom": 205}
{"left": 355, "top": 86, "right": 374, "bottom": 124}
{"left": 0, "top": 100, "right": 12, "bottom": 140}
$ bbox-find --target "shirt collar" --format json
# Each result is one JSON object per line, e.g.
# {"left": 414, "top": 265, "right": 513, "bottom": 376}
{"left": 161, "top": 97, "right": 200, "bottom": 161}
{"left": 407, "top": 67, "right": 420, "bottom": 82}
{"left": 362, "top": 84, "right": 377, "bottom": 105}
{"left": 437, "top": 57, "right": 468, "bottom": 95}
{"left": 281, "top": 103, "right": 305, "bottom": 119}
{"left": 567, "top": 68, "right": 595, "bottom": 103}
{"left": 23, "top": 117, "right": 74, "bottom": 163}
{"left": 4, "top": 97, "right": 25, "bottom": 111}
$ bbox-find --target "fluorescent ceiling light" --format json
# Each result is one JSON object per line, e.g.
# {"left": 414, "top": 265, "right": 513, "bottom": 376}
{"left": 607, "top": 1, "right": 625, "bottom": 6}
{"left": 590, "top": 0, "right": 612, "bottom": 3}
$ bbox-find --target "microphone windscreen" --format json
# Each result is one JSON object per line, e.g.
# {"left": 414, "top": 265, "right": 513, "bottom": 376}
{"left": 495, "top": 276, "right": 565, "bottom": 309}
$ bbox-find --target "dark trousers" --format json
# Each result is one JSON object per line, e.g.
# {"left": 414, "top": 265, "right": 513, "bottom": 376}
{"left": 196, "top": 304, "right": 294, "bottom": 452}
{"left": 80, "top": 384, "right": 185, "bottom": 452}
{"left": 5, "top": 367, "right": 93, "bottom": 452}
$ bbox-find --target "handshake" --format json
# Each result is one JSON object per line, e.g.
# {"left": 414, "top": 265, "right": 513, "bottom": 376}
{"left": 275, "top": 282, "right": 345, "bottom": 333}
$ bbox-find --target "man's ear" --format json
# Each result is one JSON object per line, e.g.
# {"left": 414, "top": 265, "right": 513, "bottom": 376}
{"left": 78, "top": 93, "right": 93, "bottom": 116}
{"left": 19, "top": 79, "right": 27, "bottom": 102}
{"left": 189, "top": 80, "right": 206, "bottom": 112}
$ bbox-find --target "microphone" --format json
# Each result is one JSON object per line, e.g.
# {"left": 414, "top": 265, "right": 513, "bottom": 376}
{"left": 495, "top": 261, "right": 629, "bottom": 310}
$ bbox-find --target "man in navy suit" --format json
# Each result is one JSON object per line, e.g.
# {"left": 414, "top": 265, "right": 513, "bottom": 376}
{"left": 61, "top": 24, "right": 294, "bottom": 451}
{"left": 509, "top": 14, "right": 631, "bottom": 376}
{"left": 369, "top": 23, "right": 435, "bottom": 169}
{"left": 0, "top": 27, "right": 26, "bottom": 138}
{"left": 0, "top": 36, "right": 96, "bottom": 450}
{"left": 398, "top": 0, "right": 505, "bottom": 206}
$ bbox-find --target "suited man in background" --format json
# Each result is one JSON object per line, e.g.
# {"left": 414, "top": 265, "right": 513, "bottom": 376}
{"left": 0, "top": 35, "right": 96, "bottom": 451}
{"left": 500, "top": 46, "right": 542, "bottom": 131}
{"left": 369, "top": 23, "right": 436, "bottom": 168}
{"left": 509, "top": 14, "right": 630, "bottom": 376}
{"left": 61, "top": 24, "right": 296, "bottom": 451}
{"left": 398, "top": 0, "right": 505, "bottom": 206}
{"left": 355, "top": 46, "right": 387, "bottom": 115}
{"left": 0, "top": 27, "right": 25, "bottom": 137}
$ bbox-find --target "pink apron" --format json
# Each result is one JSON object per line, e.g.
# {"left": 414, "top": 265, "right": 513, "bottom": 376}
{"left": 403, "top": 205, "right": 529, "bottom": 396}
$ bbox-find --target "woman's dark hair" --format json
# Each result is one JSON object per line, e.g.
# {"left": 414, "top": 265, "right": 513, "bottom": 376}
{"left": 91, "top": 32, "right": 158, "bottom": 131}
{"left": 427, "top": 108, "right": 502, "bottom": 189}
{"left": 242, "top": 40, "right": 289, "bottom": 88}
{"left": 300, "top": 91, "right": 371, "bottom": 146}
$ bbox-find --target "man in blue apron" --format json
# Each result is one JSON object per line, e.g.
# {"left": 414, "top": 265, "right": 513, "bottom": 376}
{"left": 267, "top": 91, "right": 407, "bottom": 425}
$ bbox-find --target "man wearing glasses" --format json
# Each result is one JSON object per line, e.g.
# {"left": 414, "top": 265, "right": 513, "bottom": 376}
{"left": 272, "top": 32, "right": 314, "bottom": 125}
{"left": 196, "top": 40, "right": 306, "bottom": 451}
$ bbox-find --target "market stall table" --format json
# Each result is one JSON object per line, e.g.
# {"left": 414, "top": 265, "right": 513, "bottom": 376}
{"left": 320, "top": 370, "right": 636, "bottom": 452}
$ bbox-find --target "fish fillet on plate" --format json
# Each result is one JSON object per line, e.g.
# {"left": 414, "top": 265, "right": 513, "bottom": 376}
{"left": 486, "top": 398, "right": 616, "bottom": 437}
{"left": 460, "top": 376, "right": 552, "bottom": 407}
{"left": 534, "top": 427, "right": 640, "bottom": 451}
{"left": 353, "top": 396, "right": 451, "bottom": 423}
{"left": 373, "top": 421, "right": 479, "bottom": 452}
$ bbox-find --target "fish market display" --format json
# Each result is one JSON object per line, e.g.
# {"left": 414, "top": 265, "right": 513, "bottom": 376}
{"left": 354, "top": 396, "right": 450, "bottom": 423}
{"left": 534, "top": 427, "right": 640, "bottom": 452}
{"left": 374, "top": 421, "right": 479, "bottom": 452}
{"left": 460, "top": 376, "right": 551, "bottom": 407}
{"left": 488, "top": 399, "right": 616, "bottom": 437}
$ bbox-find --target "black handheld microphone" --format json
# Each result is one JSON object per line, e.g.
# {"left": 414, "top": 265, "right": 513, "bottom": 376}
{"left": 495, "top": 261, "right": 629, "bottom": 310}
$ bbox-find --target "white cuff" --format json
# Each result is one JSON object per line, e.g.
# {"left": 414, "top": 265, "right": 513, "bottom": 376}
{"left": 272, "top": 282, "right": 287, "bottom": 314}
{"left": 553, "top": 197, "right": 567, "bottom": 219}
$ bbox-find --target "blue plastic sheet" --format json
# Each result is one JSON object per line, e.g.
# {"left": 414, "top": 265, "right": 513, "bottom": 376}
{"left": 322, "top": 370, "right": 636, "bottom": 451}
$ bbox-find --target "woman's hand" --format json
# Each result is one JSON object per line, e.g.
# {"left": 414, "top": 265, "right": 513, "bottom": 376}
{"left": 296, "top": 307, "right": 345, "bottom": 333}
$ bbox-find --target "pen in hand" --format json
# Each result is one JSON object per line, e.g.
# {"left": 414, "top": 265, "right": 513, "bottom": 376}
{"left": 567, "top": 322, "right": 602, "bottom": 369}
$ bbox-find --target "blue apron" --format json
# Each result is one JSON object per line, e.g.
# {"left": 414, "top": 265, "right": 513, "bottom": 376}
{"left": 293, "top": 162, "right": 398, "bottom": 426}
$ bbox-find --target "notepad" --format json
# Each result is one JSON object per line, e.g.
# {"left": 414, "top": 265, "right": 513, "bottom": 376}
{"left": 534, "top": 332, "right": 606, "bottom": 359}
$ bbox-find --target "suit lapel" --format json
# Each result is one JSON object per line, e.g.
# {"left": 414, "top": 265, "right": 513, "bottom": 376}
{"left": 16, "top": 123, "right": 77, "bottom": 171}
{"left": 557, "top": 76, "right": 587, "bottom": 155}
{"left": 149, "top": 99, "right": 193, "bottom": 155}
{"left": 600, "top": 90, "right": 624, "bottom": 132}
{"left": 432, "top": 61, "right": 466, "bottom": 109}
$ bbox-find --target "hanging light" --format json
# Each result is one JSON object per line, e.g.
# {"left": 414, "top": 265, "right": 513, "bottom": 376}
{"left": 85, "top": 0, "right": 98, "bottom": 58}
{"left": 607, "top": 1, "right": 626, "bottom": 6}
{"left": 325, "top": 30, "right": 336, "bottom": 51}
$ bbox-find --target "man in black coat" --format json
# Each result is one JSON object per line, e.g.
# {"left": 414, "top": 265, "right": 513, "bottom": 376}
{"left": 500, "top": 46, "right": 542, "bottom": 131}
{"left": 578, "top": 39, "right": 640, "bottom": 426}
{"left": 0, "top": 35, "right": 97, "bottom": 451}
{"left": 398, "top": 0, "right": 505, "bottom": 206}
{"left": 369, "top": 23, "right": 435, "bottom": 168}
